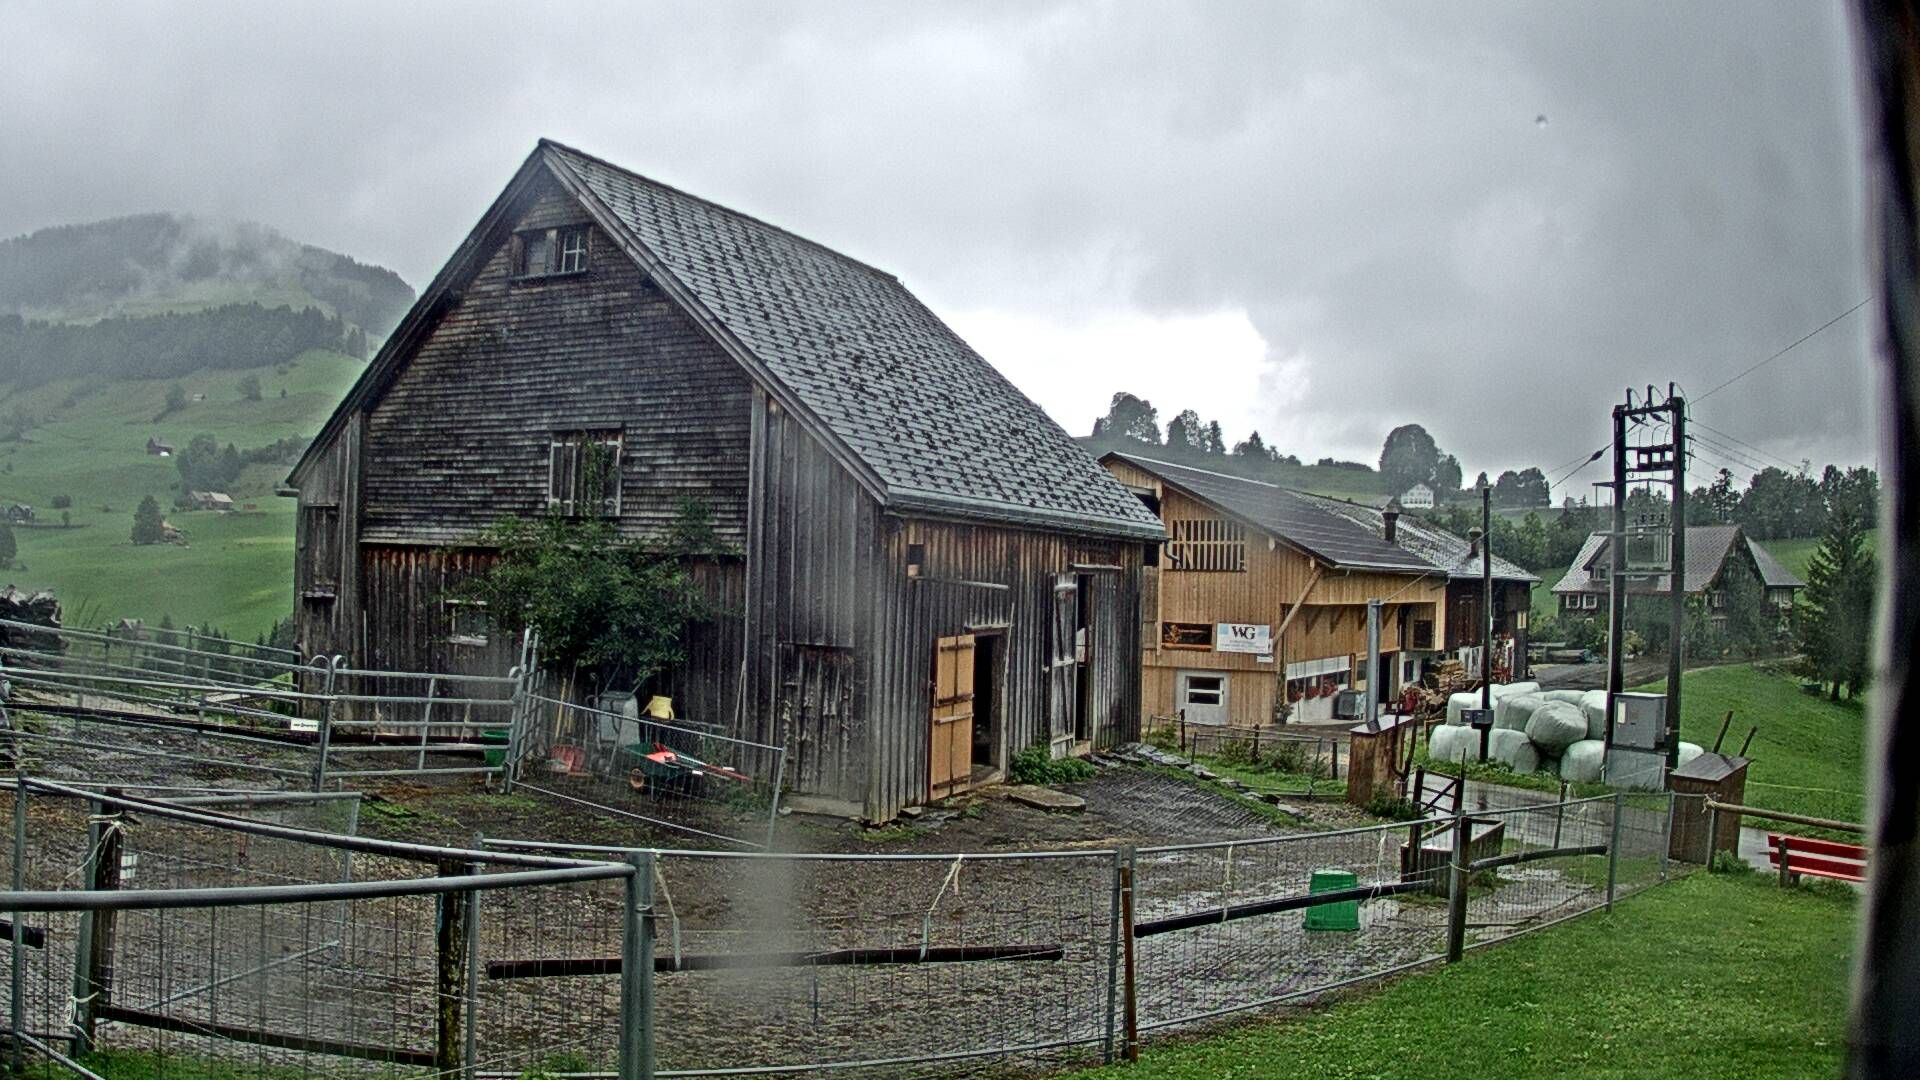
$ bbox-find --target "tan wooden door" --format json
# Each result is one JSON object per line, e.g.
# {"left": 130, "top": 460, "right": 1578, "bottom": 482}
{"left": 929, "top": 634, "right": 977, "bottom": 800}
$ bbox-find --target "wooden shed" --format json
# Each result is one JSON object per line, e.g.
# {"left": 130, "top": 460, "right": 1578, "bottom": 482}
{"left": 284, "top": 139, "right": 1162, "bottom": 821}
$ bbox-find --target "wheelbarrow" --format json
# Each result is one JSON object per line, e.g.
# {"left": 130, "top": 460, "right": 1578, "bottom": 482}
{"left": 622, "top": 741, "right": 752, "bottom": 794}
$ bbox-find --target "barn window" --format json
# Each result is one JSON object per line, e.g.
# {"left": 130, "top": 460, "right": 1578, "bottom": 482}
{"left": 515, "top": 225, "right": 589, "bottom": 278}
{"left": 548, "top": 430, "right": 622, "bottom": 517}
{"left": 1411, "top": 619, "right": 1435, "bottom": 650}
{"left": 1164, "top": 516, "right": 1246, "bottom": 572}
{"left": 445, "top": 599, "right": 489, "bottom": 647}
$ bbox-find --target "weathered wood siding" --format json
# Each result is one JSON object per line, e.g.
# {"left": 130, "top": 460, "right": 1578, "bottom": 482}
{"left": 292, "top": 412, "right": 362, "bottom": 663}
{"left": 741, "top": 394, "right": 879, "bottom": 803}
{"left": 357, "top": 175, "right": 753, "bottom": 547}
{"left": 862, "top": 517, "right": 1143, "bottom": 820}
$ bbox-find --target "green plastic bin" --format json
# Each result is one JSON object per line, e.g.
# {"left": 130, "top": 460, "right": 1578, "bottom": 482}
{"left": 1304, "top": 868, "right": 1360, "bottom": 931}
{"left": 480, "top": 728, "right": 510, "bottom": 768}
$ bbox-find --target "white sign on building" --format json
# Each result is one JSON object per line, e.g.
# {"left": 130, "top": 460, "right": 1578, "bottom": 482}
{"left": 1215, "top": 622, "right": 1272, "bottom": 655}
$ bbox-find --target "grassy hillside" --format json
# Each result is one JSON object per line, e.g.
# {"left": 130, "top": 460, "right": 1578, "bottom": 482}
{"left": 1634, "top": 663, "right": 1866, "bottom": 828}
{"left": 0, "top": 349, "right": 362, "bottom": 637}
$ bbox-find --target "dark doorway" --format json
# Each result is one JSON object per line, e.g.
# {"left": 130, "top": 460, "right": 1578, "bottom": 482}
{"left": 971, "top": 633, "right": 1002, "bottom": 773}
{"left": 1073, "top": 573, "right": 1094, "bottom": 741}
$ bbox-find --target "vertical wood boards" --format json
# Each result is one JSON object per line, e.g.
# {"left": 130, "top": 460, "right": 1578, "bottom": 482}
{"left": 928, "top": 634, "right": 976, "bottom": 800}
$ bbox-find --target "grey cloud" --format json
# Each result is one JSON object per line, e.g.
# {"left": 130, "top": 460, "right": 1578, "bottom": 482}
{"left": 0, "top": 0, "right": 1873, "bottom": 486}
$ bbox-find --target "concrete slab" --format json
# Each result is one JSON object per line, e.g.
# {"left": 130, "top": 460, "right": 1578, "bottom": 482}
{"left": 1005, "top": 785, "right": 1086, "bottom": 813}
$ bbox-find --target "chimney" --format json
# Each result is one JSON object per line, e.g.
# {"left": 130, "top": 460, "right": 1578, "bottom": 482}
{"left": 1382, "top": 497, "right": 1404, "bottom": 544}
{"left": 1467, "top": 526, "right": 1484, "bottom": 559}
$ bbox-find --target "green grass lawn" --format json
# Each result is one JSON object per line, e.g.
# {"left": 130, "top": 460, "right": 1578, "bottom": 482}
{"left": 1061, "top": 870, "right": 1855, "bottom": 1080}
{"left": 1756, "top": 533, "right": 1878, "bottom": 583}
{"left": 0, "top": 349, "right": 361, "bottom": 637}
{"left": 1633, "top": 663, "right": 1866, "bottom": 829}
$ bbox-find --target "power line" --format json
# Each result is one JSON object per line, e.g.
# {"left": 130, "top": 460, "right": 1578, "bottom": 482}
{"left": 1688, "top": 431, "right": 1770, "bottom": 475}
{"left": 1695, "top": 297, "right": 1871, "bottom": 403}
{"left": 1690, "top": 417, "right": 1802, "bottom": 472}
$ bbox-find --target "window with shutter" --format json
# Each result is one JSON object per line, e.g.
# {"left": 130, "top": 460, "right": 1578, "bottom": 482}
{"left": 547, "top": 430, "right": 623, "bottom": 517}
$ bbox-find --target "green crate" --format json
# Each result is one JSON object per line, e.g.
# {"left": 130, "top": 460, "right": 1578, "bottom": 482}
{"left": 1304, "top": 868, "right": 1361, "bottom": 931}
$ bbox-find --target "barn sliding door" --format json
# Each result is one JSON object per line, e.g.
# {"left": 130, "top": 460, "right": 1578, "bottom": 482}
{"left": 929, "top": 634, "right": 976, "bottom": 800}
{"left": 1047, "top": 574, "right": 1079, "bottom": 754}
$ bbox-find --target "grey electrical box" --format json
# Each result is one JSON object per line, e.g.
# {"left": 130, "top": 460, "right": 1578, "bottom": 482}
{"left": 1610, "top": 692, "right": 1667, "bottom": 751}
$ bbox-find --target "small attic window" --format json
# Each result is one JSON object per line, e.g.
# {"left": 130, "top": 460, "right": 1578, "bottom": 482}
{"left": 514, "top": 225, "right": 588, "bottom": 278}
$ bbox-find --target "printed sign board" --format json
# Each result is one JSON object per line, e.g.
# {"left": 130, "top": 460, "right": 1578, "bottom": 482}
{"left": 1215, "top": 622, "right": 1272, "bottom": 655}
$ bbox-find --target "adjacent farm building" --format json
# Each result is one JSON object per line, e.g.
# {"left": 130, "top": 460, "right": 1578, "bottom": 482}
{"left": 1104, "top": 453, "right": 1428, "bottom": 725}
{"left": 286, "top": 140, "right": 1161, "bottom": 820}
{"left": 1101, "top": 453, "right": 1532, "bottom": 726}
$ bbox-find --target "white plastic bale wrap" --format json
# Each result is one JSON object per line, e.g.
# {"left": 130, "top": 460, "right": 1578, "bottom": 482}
{"left": 1491, "top": 681, "right": 1541, "bottom": 700}
{"left": 1526, "top": 700, "right": 1588, "bottom": 752}
{"left": 1445, "top": 692, "right": 1482, "bottom": 727}
{"left": 1581, "top": 689, "right": 1609, "bottom": 740}
{"left": 1487, "top": 728, "right": 1541, "bottom": 774}
{"left": 1559, "top": 739, "right": 1607, "bottom": 783}
{"left": 1676, "top": 741, "right": 1705, "bottom": 769}
{"left": 1541, "top": 689, "right": 1588, "bottom": 706}
{"left": 1493, "top": 692, "right": 1544, "bottom": 732}
{"left": 1428, "top": 724, "right": 1481, "bottom": 766}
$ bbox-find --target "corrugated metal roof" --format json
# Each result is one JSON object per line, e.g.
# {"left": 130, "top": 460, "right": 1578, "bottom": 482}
{"left": 542, "top": 141, "right": 1164, "bottom": 541}
{"left": 1108, "top": 453, "right": 1436, "bottom": 573}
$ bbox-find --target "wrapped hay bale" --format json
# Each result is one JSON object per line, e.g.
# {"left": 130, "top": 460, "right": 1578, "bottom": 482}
{"left": 1493, "top": 692, "right": 1544, "bottom": 732}
{"left": 1558, "top": 739, "right": 1606, "bottom": 783}
{"left": 1541, "top": 689, "right": 1587, "bottom": 706}
{"left": 1488, "top": 728, "right": 1541, "bottom": 774}
{"left": 1676, "top": 741, "right": 1705, "bottom": 769}
{"left": 1581, "top": 690, "right": 1608, "bottom": 740}
{"left": 1444, "top": 692, "right": 1481, "bottom": 727}
{"left": 1526, "top": 700, "right": 1588, "bottom": 753}
{"left": 1491, "top": 681, "right": 1541, "bottom": 700}
{"left": 1428, "top": 724, "right": 1480, "bottom": 766}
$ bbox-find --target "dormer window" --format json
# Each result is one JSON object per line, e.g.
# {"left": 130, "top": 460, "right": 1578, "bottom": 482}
{"left": 515, "top": 225, "right": 589, "bottom": 278}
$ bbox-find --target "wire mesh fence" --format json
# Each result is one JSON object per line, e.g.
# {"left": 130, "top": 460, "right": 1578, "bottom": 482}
{"left": 511, "top": 695, "right": 786, "bottom": 848}
{"left": 0, "top": 769, "right": 1683, "bottom": 1080}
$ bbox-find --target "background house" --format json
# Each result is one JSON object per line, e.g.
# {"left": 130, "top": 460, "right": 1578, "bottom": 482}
{"left": 1399, "top": 482, "right": 1435, "bottom": 509}
{"left": 1551, "top": 523, "right": 1802, "bottom": 619}
{"left": 287, "top": 139, "right": 1160, "bottom": 821}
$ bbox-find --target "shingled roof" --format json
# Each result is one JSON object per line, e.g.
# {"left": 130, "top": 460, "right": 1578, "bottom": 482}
{"left": 538, "top": 141, "right": 1162, "bottom": 540}
{"left": 1292, "top": 491, "right": 1540, "bottom": 584}
{"left": 1108, "top": 453, "right": 1434, "bottom": 573}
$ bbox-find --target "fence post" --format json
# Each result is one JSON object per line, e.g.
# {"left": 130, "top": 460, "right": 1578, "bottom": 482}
{"left": 1777, "top": 834, "right": 1793, "bottom": 888}
{"left": 434, "top": 858, "right": 476, "bottom": 1077}
{"left": 1103, "top": 849, "right": 1123, "bottom": 1064}
{"left": 764, "top": 745, "right": 786, "bottom": 848}
{"left": 10, "top": 768, "right": 24, "bottom": 1068}
{"left": 619, "top": 851, "right": 656, "bottom": 1080}
{"left": 1707, "top": 804, "right": 1722, "bottom": 867}
{"left": 1445, "top": 799, "right": 1469, "bottom": 962}
{"left": 79, "top": 800, "right": 123, "bottom": 1041}
{"left": 463, "top": 855, "right": 482, "bottom": 1080}
{"left": 1605, "top": 790, "right": 1623, "bottom": 912}
{"left": 1119, "top": 845, "right": 1139, "bottom": 1063}
{"left": 311, "top": 657, "right": 339, "bottom": 793}
{"left": 1553, "top": 781, "right": 1567, "bottom": 848}
{"left": 68, "top": 799, "right": 105, "bottom": 1053}
{"left": 1660, "top": 790, "right": 1675, "bottom": 882}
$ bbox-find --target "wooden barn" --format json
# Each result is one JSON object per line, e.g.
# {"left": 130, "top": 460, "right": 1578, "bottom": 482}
{"left": 284, "top": 139, "right": 1162, "bottom": 820}
{"left": 1102, "top": 453, "right": 1462, "bottom": 726}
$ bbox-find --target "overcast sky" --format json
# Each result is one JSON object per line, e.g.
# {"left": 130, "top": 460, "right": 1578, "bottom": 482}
{"left": 0, "top": 1, "right": 1873, "bottom": 495}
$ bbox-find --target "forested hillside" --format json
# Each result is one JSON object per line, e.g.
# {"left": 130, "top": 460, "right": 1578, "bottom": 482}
{"left": 0, "top": 213, "right": 413, "bottom": 333}
{"left": 0, "top": 303, "right": 364, "bottom": 386}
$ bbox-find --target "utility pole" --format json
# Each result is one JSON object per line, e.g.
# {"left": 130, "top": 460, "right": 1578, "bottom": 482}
{"left": 1607, "top": 386, "right": 1688, "bottom": 777}
{"left": 1666, "top": 397, "right": 1687, "bottom": 771}
{"left": 1480, "top": 485, "right": 1493, "bottom": 705}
